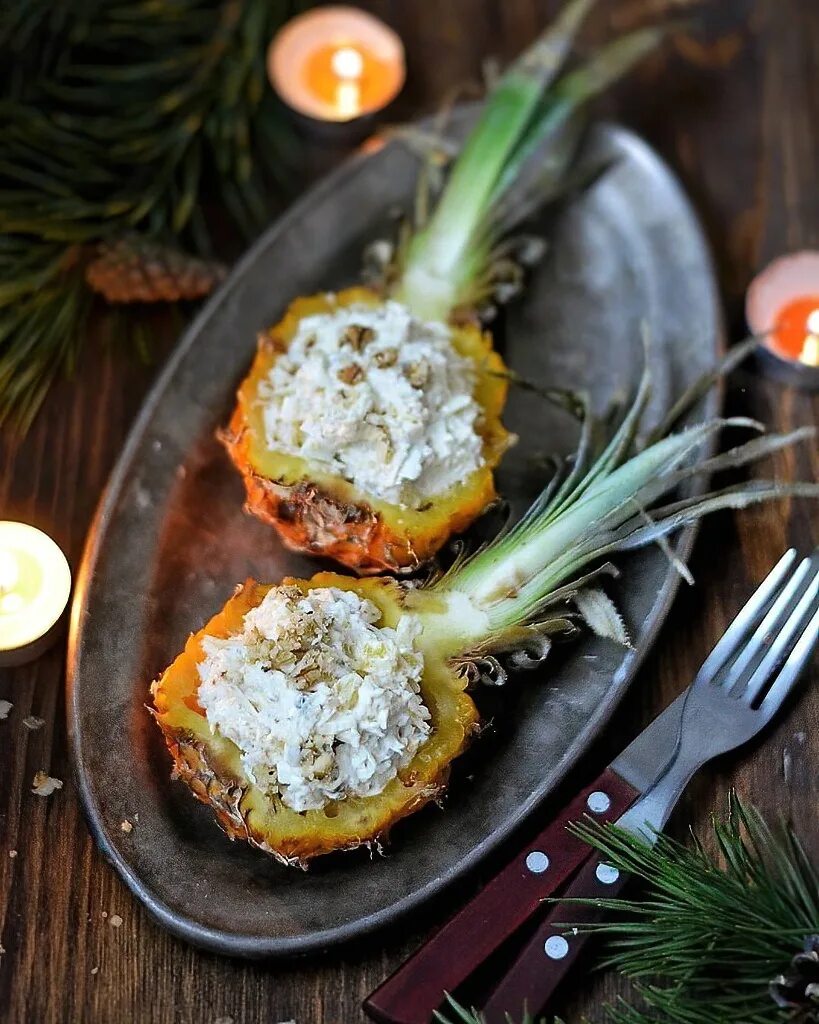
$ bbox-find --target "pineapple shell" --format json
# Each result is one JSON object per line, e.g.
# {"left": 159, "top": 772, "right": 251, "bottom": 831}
{"left": 150, "top": 575, "right": 479, "bottom": 866}
{"left": 221, "top": 287, "right": 513, "bottom": 574}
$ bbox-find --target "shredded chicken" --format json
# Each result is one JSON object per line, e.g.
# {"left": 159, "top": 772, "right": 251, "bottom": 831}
{"left": 197, "top": 585, "right": 431, "bottom": 812}
{"left": 259, "top": 301, "right": 484, "bottom": 507}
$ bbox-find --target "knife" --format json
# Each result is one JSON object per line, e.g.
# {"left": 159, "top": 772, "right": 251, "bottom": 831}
{"left": 363, "top": 692, "right": 687, "bottom": 1024}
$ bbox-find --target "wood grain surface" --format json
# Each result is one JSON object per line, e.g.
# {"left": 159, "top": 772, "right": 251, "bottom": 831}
{"left": 1, "top": 1, "right": 817, "bottom": 1022}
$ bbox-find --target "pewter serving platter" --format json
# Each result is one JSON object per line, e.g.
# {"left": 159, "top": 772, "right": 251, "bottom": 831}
{"left": 67, "top": 117, "right": 721, "bottom": 958}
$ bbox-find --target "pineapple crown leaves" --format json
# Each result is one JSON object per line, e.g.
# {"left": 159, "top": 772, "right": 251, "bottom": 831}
{"left": 436, "top": 796, "right": 819, "bottom": 1024}
{"left": 434, "top": 336, "right": 819, "bottom": 660}
{"left": 393, "top": 0, "right": 664, "bottom": 321}
{"left": 0, "top": 0, "right": 302, "bottom": 432}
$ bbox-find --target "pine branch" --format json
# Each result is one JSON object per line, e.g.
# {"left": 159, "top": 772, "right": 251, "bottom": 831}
{"left": 435, "top": 796, "right": 818, "bottom": 1024}
{"left": 0, "top": 0, "right": 302, "bottom": 430}
{"left": 568, "top": 793, "right": 819, "bottom": 1023}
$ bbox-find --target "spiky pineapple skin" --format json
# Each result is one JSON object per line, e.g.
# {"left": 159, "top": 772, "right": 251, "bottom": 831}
{"left": 151, "top": 575, "right": 479, "bottom": 866}
{"left": 154, "top": 722, "right": 451, "bottom": 867}
{"left": 151, "top": 720, "right": 450, "bottom": 864}
{"left": 222, "top": 287, "right": 512, "bottom": 575}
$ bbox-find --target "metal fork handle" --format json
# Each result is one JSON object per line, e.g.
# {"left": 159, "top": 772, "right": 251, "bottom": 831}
{"left": 617, "top": 678, "right": 732, "bottom": 837}
{"left": 618, "top": 681, "right": 743, "bottom": 839}
{"left": 616, "top": 746, "right": 701, "bottom": 840}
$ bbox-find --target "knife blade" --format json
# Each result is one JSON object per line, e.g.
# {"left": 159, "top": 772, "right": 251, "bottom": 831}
{"left": 608, "top": 690, "right": 685, "bottom": 791}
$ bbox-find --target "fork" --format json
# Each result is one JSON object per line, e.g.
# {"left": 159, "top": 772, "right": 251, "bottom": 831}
{"left": 481, "top": 548, "right": 819, "bottom": 1023}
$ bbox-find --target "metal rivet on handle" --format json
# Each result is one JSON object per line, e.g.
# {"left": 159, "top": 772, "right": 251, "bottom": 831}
{"left": 587, "top": 790, "right": 611, "bottom": 813}
{"left": 544, "top": 935, "right": 569, "bottom": 960}
{"left": 525, "top": 851, "right": 550, "bottom": 874}
{"left": 595, "top": 862, "right": 620, "bottom": 885}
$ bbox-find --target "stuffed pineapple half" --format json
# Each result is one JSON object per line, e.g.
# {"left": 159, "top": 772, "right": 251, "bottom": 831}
{"left": 154, "top": 356, "right": 818, "bottom": 866}
{"left": 222, "top": 1, "right": 661, "bottom": 574}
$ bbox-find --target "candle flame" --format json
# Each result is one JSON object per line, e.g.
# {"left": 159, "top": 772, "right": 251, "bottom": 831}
{"left": 331, "top": 45, "right": 364, "bottom": 81}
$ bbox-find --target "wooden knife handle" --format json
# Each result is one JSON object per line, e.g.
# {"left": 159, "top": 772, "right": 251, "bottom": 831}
{"left": 481, "top": 853, "right": 632, "bottom": 1024}
{"left": 363, "top": 768, "right": 638, "bottom": 1024}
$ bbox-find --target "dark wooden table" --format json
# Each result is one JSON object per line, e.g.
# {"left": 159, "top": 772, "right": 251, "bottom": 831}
{"left": 1, "top": 1, "right": 817, "bottom": 1022}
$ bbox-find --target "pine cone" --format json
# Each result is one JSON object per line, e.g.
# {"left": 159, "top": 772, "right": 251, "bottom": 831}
{"left": 770, "top": 935, "right": 819, "bottom": 1022}
{"left": 85, "top": 235, "right": 227, "bottom": 304}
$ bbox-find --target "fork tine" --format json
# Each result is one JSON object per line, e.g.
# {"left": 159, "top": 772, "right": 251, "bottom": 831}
{"left": 760, "top": 598, "right": 819, "bottom": 715}
{"left": 723, "top": 556, "right": 815, "bottom": 694}
{"left": 743, "top": 562, "right": 819, "bottom": 705}
{"left": 694, "top": 548, "right": 797, "bottom": 685}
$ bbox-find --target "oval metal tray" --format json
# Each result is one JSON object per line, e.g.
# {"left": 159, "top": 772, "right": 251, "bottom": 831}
{"left": 67, "top": 117, "right": 721, "bottom": 958}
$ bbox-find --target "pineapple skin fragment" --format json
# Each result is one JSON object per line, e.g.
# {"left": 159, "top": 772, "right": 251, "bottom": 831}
{"left": 221, "top": 287, "right": 513, "bottom": 574}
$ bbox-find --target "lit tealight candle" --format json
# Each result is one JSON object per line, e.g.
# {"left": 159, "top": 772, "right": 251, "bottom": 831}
{"left": 268, "top": 6, "right": 405, "bottom": 125}
{"left": 0, "top": 521, "right": 71, "bottom": 666}
{"left": 746, "top": 250, "right": 819, "bottom": 390}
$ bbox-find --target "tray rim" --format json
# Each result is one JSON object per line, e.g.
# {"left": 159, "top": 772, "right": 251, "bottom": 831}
{"left": 66, "top": 119, "right": 724, "bottom": 958}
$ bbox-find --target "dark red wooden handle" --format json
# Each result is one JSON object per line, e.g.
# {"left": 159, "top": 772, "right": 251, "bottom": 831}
{"left": 363, "top": 768, "right": 638, "bottom": 1024}
{"left": 481, "top": 853, "right": 632, "bottom": 1024}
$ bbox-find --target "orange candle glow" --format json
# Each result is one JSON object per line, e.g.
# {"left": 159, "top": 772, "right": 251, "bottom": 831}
{"left": 268, "top": 7, "right": 405, "bottom": 123}
{"left": 746, "top": 251, "right": 819, "bottom": 371}
{"left": 768, "top": 296, "right": 819, "bottom": 366}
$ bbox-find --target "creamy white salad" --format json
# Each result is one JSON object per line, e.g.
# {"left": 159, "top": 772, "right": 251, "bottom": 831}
{"left": 257, "top": 300, "right": 484, "bottom": 507}
{"left": 197, "top": 585, "right": 431, "bottom": 813}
